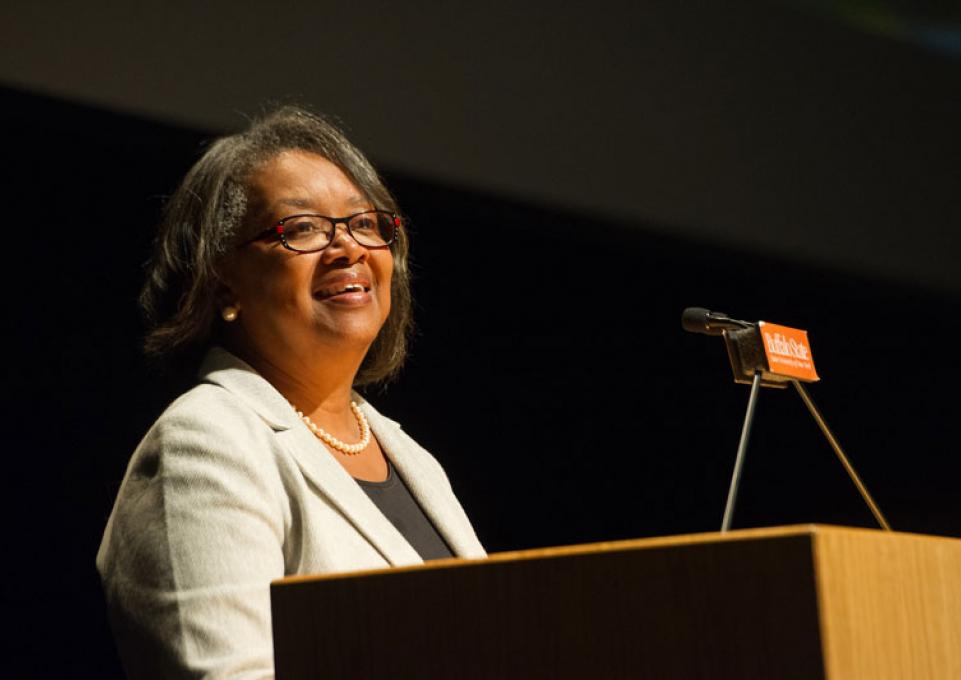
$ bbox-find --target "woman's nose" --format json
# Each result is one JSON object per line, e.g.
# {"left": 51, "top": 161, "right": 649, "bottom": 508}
{"left": 321, "top": 223, "right": 368, "bottom": 263}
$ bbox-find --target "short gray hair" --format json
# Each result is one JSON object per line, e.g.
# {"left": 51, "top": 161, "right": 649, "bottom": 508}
{"left": 140, "top": 106, "right": 412, "bottom": 386}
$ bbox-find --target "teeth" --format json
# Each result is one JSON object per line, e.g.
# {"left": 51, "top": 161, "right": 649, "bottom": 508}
{"left": 315, "top": 282, "right": 369, "bottom": 298}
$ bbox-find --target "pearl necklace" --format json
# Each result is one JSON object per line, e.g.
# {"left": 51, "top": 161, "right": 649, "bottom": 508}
{"left": 291, "top": 400, "right": 371, "bottom": 455}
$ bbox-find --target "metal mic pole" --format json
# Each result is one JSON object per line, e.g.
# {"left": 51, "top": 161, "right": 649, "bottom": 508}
{"left": 721, "top": 371, "right": 763, "bottom": 532}
{"left": 791, "top": 380, "right": 891, "bottom": 531}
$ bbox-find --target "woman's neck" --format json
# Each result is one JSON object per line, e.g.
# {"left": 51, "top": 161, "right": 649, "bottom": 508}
{"left": 225, "top": 334, "right": 365, "bottom": 432}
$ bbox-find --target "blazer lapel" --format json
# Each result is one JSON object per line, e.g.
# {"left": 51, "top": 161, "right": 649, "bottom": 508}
{"left": 199, "top": 348, "right": 422, "bottom": 568}
{"left": 277, "top": 425, "right": 422, "bottom": 567}
{"left": 361, "top": 401, "right": 486, "bottom": 559}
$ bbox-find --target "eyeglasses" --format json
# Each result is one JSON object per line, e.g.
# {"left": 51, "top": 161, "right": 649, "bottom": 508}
{"left": 247, "top": 210, "right": 401, "bottom": 253}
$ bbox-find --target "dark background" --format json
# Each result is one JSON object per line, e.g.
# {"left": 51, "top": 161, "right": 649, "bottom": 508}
{"left": 3, "top": 1, "right": 961, "bottom": 293}
{"left": 2, "top": 85, "right": 958, "bottom": 677}
{"left": 2, "top": 3, "right": 961, "bottom": 674}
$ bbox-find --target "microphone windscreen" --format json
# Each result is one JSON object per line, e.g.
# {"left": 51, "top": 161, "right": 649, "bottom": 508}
{"left": 681, "top": 307, "right": 716, "bottom": 335}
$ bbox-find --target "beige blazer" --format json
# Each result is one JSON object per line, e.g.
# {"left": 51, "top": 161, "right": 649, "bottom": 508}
{"left": 97, "top": 348, "right": 485, "bottom": 679}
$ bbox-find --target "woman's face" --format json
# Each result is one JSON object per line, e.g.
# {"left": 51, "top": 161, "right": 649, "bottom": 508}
{"left": 219, "top": 149, "right": 393, "bottom": 372}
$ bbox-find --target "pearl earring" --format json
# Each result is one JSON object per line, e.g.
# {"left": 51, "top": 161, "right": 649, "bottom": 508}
{"left": 221, "top": 305, "right": 239, "bottom": 322}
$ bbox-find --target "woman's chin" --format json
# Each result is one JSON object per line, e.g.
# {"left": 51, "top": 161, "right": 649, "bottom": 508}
{"left": 310, "top": 317, "right": 384, "bottom": 349}
{"left": 309, "top": 295, "right": 389, "bottom": 345}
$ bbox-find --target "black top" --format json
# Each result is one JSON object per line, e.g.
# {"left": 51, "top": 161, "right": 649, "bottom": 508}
{"left": 356, "top": 460, "right": 454, "bottom": 561}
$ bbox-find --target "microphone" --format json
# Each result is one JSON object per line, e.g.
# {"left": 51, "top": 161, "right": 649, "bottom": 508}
{"left": 681, "top": 307, "right": 753, "bottom": 335}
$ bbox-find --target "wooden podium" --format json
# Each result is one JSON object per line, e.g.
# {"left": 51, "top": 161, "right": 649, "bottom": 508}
{"left": 271, "top": 525, "right": 961, "bottom": 679}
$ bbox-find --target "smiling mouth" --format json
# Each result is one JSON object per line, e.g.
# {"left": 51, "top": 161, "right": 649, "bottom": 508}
{"left": 314, "top": 283, "right": 371, "bottom": 299}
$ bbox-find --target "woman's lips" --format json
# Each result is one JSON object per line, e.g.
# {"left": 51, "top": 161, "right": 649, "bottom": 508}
{"left": 313, "top": 280, "right": 372, "bottom": 304}
{"left": 322, "top": 290, "right": 371, "bottom": 305}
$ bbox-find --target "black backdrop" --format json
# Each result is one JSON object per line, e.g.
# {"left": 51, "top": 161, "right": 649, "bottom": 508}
{"left": 3, "top": 87, "right": 959, "bottom": 676}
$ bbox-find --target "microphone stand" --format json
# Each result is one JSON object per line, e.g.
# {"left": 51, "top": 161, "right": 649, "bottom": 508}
{"left": 791, "top": 380, "right": 892, "bottom": 531}
{"left": 721, "top": 372, "right": 763, "bottom": 532}
{"left": 715, "top": 325, "right": 891, "bottom": 533}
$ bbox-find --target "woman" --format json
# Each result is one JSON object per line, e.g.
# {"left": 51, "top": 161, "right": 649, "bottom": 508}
{"left": 97, "top": 106, "right": 486, "bottom": 679}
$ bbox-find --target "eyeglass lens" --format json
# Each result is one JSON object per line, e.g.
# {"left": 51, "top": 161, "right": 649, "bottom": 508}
{"left": 281, "top": 211, "right": 396, "bottom": 251}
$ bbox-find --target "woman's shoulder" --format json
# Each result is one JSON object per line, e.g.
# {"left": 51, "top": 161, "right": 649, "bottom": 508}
{"left": 126, "top": 380, "right": 285, "bottom": 487}
{"left": 148, "top": 382, "right": 269, "bottom": 441}
{"left": 148, "top": 347, "right": 296, "bottom": 440}
{"left": 161, "top": 380, "right": 258, "bottom": 423}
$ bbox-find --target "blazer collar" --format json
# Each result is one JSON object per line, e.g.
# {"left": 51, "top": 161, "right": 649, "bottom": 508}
{"left": 198, "top": 347, "right": 296, "bottom": 431}
{"left": 197, "top": 347, "right": 451, "bottom": 566}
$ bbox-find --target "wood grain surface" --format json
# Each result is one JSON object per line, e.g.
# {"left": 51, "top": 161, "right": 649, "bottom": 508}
{"left": 813, "top": 527, "right": 961, "bottom": 679}
{"left": 271, "top": 525, "right": 961, "bottom": 679}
